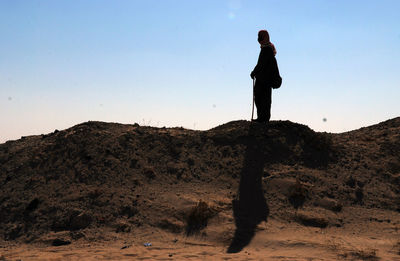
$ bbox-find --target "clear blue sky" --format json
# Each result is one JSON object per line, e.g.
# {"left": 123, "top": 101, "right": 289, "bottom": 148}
{"left": 1, "top": 0, "right": 399, "bottom": 142}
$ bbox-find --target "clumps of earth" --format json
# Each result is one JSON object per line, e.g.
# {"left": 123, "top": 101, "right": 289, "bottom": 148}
{"left": 0, "top": 118, "right": 399, "bottom": 246}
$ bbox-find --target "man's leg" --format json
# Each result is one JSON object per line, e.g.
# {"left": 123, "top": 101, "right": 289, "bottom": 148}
{"left": 254, "top": 84, "right": 268, "bottom": 121}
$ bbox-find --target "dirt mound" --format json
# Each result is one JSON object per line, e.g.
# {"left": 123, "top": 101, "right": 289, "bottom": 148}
{"left": 0, "top": 118, "right": 399, "bottom": 247}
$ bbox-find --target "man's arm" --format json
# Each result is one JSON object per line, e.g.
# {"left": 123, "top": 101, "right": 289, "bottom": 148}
{"left": 251, "top": 48, "right": 265, "bottom": 79}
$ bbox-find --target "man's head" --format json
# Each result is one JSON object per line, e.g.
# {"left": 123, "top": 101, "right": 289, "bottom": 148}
{"left": 258, "top": 30, "right": 270, "bottom": 45}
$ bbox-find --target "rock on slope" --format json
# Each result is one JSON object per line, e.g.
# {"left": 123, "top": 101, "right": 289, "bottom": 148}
{"left": 0, "top": 118, "right": 399, "bottom": 244}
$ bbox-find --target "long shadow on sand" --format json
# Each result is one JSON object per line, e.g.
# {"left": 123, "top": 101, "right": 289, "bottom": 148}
{"left": 227, "top": 124, "right": 269, "bottom": 253}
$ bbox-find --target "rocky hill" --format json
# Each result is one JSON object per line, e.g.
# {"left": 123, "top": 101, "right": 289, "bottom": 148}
{"left": 1, "top": 118, "right": 399, "bottom": 258}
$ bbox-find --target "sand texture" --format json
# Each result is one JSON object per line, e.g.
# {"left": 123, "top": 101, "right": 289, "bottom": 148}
{"left": 1, "top": 118, "right": 400, "bottom": 260}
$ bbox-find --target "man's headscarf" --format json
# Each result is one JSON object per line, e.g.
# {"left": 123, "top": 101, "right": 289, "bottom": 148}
{"left": 258, "top": 30, "right": 277, "bottom": 56}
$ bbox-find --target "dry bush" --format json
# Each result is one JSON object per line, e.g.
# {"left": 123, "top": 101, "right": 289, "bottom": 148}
{"left": 185, "top": 200, "right": 216, "bottom": 235}
{"left": 288, "top": 179, "right": 307, "bottom": 209}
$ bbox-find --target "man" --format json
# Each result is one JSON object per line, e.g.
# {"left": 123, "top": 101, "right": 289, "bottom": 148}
{"left": 250, "top": 30, "right": 282, "bottom": 123}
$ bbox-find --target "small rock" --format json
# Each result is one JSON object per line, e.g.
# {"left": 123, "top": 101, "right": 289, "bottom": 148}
{"left": 69, "top": 212, "right": 92, "bottom": 230}
{"left": 52, "top": 238, "right": 71, "bottom": 246}
{"left": 296, "top": 213, "right": 328, "bottom": 228}
{"left": 315, "top": 198, "right": 342, "bottom": 212}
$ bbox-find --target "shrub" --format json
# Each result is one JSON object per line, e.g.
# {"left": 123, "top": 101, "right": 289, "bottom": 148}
{"left": 186, "top": 201, "right": 216, "bottom": 235}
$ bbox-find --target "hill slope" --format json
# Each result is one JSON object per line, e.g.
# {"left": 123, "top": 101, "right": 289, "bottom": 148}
{"left": 1, "top": 118, "right": 400, "bottom": 259}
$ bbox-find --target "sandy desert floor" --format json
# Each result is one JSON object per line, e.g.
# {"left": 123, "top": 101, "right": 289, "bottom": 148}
{"left": 2, "top": 217, "right": 400, "bottom": 260}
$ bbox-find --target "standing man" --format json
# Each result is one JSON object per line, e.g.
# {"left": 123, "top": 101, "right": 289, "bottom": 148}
{"left": 250, "top": 30, "right": 282, "bottom": 123}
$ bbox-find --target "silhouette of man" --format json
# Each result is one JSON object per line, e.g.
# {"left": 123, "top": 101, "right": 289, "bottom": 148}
{"left": 250, "top": 30, "right": 281, "bottom": 123}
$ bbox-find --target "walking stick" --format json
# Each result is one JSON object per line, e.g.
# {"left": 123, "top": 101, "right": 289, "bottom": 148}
{"left": 251, "top": 78, "right": 255, "bottom": 121}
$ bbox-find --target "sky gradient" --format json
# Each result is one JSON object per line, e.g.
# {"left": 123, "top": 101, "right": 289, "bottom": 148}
{"left": 1, "top": 0, "right": 399, "bottom": 143}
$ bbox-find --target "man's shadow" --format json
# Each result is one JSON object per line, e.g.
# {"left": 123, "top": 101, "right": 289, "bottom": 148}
{"left": 227, "top": 124, "right": 269, "bottom": 253}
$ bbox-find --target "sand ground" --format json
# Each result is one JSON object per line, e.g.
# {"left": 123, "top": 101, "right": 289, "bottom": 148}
{"left": 2, "top": 213, "right": 400, "bottom": 260}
